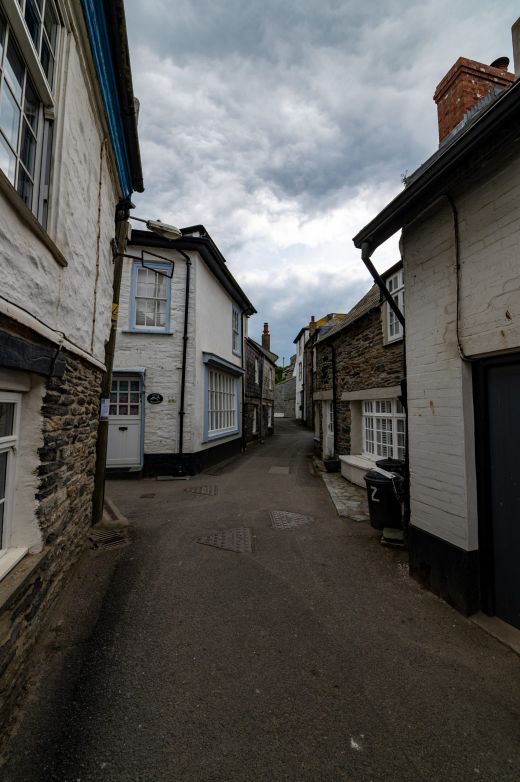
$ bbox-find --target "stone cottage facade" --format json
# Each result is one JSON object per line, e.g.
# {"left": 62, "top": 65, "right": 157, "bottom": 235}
{"left": 244, "top": 324, "right": 277, "bottom": 443}
{"left": 354, "top": 30, "right": 520, "bottom": 627}
{"left": 0, "top": 0, "right": 142, "bottom": 735}
{"left": 312, "top": 266, "right": 404, "bottom": 485}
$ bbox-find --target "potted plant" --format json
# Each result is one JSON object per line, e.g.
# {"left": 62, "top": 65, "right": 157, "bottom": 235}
{"left": 323, "top": 450, "right": 340, "bottom": 473}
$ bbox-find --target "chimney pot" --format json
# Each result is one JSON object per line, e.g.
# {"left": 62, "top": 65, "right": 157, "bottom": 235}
{"left": 261, "top": 322, "right": 270, "bottom": 351}
{"left": 433, "top": 56, "right": 514, "bottom": 144}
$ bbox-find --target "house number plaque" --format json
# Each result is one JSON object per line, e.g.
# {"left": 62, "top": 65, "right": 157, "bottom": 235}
{"left": 147, "top": 393, "right": 164, "bottom": 405}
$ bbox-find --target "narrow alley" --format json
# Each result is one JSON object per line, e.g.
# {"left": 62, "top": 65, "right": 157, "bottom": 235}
{"left": 6, "top": 420, "right": 520, "bottom": 782}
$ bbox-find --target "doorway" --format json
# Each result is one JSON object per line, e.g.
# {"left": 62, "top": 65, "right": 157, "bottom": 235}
{"left": 474, "top": 355, "right": 520, "bottom": 630}
{"left": 107, "top": 374, "right": 144, "bottom": 470}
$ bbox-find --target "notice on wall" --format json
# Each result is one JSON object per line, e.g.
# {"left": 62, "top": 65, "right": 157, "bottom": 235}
{"left": 100, "top": 398, "right": 110, "bottom": 421}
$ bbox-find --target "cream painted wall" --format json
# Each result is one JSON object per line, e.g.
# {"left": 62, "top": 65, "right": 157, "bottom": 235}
{"left": 193, "top": 256, "right": 244, "bottom": 451}
{"left": 0, "top": 5, "right": 121, "bottom": 365}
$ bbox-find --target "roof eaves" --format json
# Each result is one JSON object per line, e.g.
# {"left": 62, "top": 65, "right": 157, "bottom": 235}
{"left": 353, "top": 79, "right": 520, "bottom": 252}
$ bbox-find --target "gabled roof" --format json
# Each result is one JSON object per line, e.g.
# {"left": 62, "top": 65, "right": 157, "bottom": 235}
{"left": 246, "top": 337, "right": 278, "bottom": 365}
{"left": 129, "top": 227, "right": 256, "bottom": 316}
{"left": 353, "top": 77, "right": 520, "bottom": 252}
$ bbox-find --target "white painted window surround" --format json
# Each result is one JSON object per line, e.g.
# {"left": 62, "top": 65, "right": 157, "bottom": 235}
{"left": 0, "top": 391, "right": 27, "bottom": 579}
{"left": 386, "top": 270, "right": 404, "bottom": 342}
{"left": 207, "top": 368, "right": 237, "bottom": 437}
{"left": 232, "top": 307, "right": 241, "bottom": 356}
{"left": 362, "top": 398, "right": 405, "bottom": 461}
{"left": 254, "top": 357, "right": 259, "bottom": 384}
{"left": 252, "top": 406, "right": 257, "bottom": 434}
{"left": 0, "top": 1, "right": 60, "bottom": 227}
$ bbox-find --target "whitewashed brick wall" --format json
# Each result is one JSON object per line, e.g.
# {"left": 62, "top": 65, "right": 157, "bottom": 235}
{"left": 402, "top": 150, "right": 520, "bottom": 552}
{"left": 115, "top": 250, "right": 196, "bottom": 455}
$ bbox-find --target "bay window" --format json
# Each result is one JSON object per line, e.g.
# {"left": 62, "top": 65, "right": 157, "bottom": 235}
{"left": 362, "top": 399, "right": 405, "bottom": 461}
{"left": 207, "top": 368, "right": 239, "bottom": 438}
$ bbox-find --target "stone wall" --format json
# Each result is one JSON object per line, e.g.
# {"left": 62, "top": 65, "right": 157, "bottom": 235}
{"left": 244, "top": 341, "right": 274, "bottom": 442}
{"left": 274, "top": 376, "right": 296, "bottom": 418}
{"left": 0, "top": 345, "right": 102, "bottom": 738}
{"left": 315, "top": 307, "right": 404, "bottom": 455}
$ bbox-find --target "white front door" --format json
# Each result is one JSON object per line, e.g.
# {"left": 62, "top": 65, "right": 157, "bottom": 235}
{"left": 107, "top": 376, "right": 143, "bottom": 469}
{"left": 323, "top": 401, "right": 334, "bottom": 458}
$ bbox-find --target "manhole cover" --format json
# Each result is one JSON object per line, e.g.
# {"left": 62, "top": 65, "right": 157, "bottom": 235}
{"left": 88, "top": 527, "right": 129, "bottom": 551}
{"left": 185, "top": 485, "right": 218, "bottom": 496}
{"left": 270, "top": 510, "right": 313, "bottom": 530}
{"left": 140, "top": 493, "right": 156, "bottom": 499}
{"left": 196, "top": 527, "right": 253, "bottom": 553}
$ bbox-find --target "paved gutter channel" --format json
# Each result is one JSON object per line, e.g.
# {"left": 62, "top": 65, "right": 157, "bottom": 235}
{"left": 3, "top": 419, "right": 520, "bottom": 781}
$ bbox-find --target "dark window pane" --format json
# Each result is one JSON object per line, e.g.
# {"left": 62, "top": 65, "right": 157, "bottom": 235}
{"left": 0, "top": 12, "right": 6, "bottom": 65}
{"left": 5, "top": 39, "right": 24, "bottom": 103}
{"left": 118, "top": 405, "right": 128, "bottom": 416}
{"left": 119, "top": 381, "right": 128, "bottom": 391}
{"left": 0, "top": 83, "right": 21, "bottom": 148}
{"left": 20, "top": 120, "right": 36, "bottom": 175}
{"left": 0, "top": 133, "right": 16, "bottom": 183}
{"left": 24, "top": 0, "right": 41, "bottom": 49}
{"left": 44, "top": 1, "right": 58, "bottom": 51}
{"left": 0, "top": 403, "right": 14, "bottom": 437}
{"left": 119, "top": 394, "right": 128, "bottom": 404}
{"left": 40, "top": 37, "right": 54, "bottom": 85}
{"left": 129, "top": 405, "right": 139, "bottom": 415}
{"left": 24, "top": 77, "right": 38, "bottom": 131}
{"left": 109, "top": 405, "right": 117, "bottom": 416}
{"left": 130, "top": 393, "right": 139, "bottom": 403}
{"left": 0, "top": 452, "right": 7, "bottom": 498}
{"left": 17, "top": 165, "right": 33, "bottom": 207}
{"left": 130, "top": 381, "right": 140, "bottom": 391}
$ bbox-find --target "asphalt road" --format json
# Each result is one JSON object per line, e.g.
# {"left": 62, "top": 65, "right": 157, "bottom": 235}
{"left": 5, "top": 419, "right": 520, "bottom": 781}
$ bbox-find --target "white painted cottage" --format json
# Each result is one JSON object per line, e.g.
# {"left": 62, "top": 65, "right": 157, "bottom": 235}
{"left": 354, "top": 31, "right": 520, "bottom": 630}
{"left": 0, "top": 0, "right": 142, "bottom": 732}
{"left": 108, "top": 226, "right": 256, "bottom": 475}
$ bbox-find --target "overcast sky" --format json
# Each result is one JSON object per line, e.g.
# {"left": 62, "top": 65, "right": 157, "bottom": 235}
{"left": 124, "top": 0, "right": 518, "bottom": 363}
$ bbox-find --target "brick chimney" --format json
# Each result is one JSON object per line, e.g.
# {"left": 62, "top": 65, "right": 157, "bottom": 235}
{"left": 308, "top": 315, "right": 316, "bottom": 335}
{"left": 261, "top": 322, "right": 270, "bottom": 351}
{"left": 433, "top": 57, "right": 514, "bottom": 144}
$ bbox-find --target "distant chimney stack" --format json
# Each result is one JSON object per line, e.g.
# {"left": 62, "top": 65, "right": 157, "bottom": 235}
{"left": 309, "top": 315, "right": 316, "bottom": 335}
{"left": 433, "top": 56, "right": 514, "bottom": 144}
{"left": 262, "top": 322, "right": 270, "bottom": 351}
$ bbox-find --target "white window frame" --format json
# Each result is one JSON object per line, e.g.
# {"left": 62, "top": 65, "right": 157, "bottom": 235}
{"left": 298, "top": 361, "right": 302, "bottom": 381}
{"left": 386, "top": 270, "right": 404, "bottom": 343}
{"left": 254, "top": 357, "right": 259, "bottom": 385}
{"left": 252, "top": 406, "right": 257, "bottom": 434}
{"left": 206, "top": 368, "right": 239, "bottom": 440}
{"left": 130, "top": 261, "right": 172, "bottom": 332}
{"left": 362, "top": 398, "right": 405, "bottom": 461}
{"left": 0, "top": 391, "right": 27, "bottom": 578}
{"left": 268, "top": 367, "right": 273, "bottom": 390}
{"left": 0, "top": 2, "right": 60, "bottom": 227}
{"left": 267, "top": 405, "right": 273, "bottom": 428}
{"left": 232, "top": 306, "right": 241, "bottom": 356}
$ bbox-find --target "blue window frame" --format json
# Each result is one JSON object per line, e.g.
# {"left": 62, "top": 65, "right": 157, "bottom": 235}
{"left": 232, "top": 305, "right": 241, "bottom": 356}
{"left": 203, "top": 353, "right": 243, "bottom": 442}
{"left": 129, "top": 261, "right": 172, "bottom": 333}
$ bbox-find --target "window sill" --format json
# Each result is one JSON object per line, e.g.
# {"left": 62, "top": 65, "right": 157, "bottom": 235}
{"left": 383, "top": 334, "right": 404, "bottom": 346}
{"left": 203, "top": 428, "right": 240, "bottom": 444}
{"left": 122, "top": 329, "right": 174, "bottom": 335}
{"left": 0, "top": 170, "right": 67, "bottom": 268}
{"left": 0, "top": 547, "right": 29, "bottom": 586}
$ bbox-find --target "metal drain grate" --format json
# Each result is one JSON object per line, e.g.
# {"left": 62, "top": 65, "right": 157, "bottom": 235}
{"left": 185, "top": 485, "right": 218, "bottom": 496}
{"left": 88, "top": 527, "right": 129, "bottom": 551}
{"left": 196, "top": 527, "right": 253, "bottom": 553}
{"left": 270, "top": 510, "right": 313, "bottom": 530}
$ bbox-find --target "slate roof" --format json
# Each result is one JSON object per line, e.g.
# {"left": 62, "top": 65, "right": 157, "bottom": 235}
{"left": 247, "top": 337, "right": 278, "bottom": 365}
{"left": 318, "top": 285, "right": 380, "bottom": 344}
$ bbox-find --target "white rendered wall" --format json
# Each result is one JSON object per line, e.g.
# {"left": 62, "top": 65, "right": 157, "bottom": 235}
{"left": 0, "top": 10, "right": 121, "bottom": 366}
{"left": 114, "top": 248, "right": 196, "bottom": 456}
{"left": 294, "top": 331, "right": 308, "bottom": 419}
{"left": 193, "top": 257, "right": 243, "bottom": 451}
{"left": 401, "top": 145, "right": 520, "bottom": 553}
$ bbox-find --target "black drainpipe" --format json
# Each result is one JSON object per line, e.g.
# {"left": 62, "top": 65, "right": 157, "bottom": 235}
{"left": 177, "top": 250, "right": 192, "bottom": 469}
{"left": 330, "top": 342, "right": 338, "bottom": 455}
{"left": 360, "top": 242, "right": 409, "bottom": 529}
